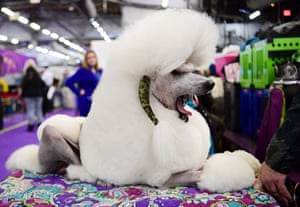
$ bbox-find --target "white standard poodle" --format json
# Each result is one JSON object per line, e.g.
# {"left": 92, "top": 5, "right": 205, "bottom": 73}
{"left": 6, "top": 9, "right": 260, "bottom": 192}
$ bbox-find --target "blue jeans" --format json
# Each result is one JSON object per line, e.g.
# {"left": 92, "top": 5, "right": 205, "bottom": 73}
{"left": 24, "top": 97, "right": 44, "bottom": 125}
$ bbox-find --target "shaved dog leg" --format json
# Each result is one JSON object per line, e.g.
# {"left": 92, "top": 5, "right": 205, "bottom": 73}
{"left": 39, "top": 125, "right": 81, "bottom": 174}
{"left": 163, "top": 170, "right": 202, "bottom": 187}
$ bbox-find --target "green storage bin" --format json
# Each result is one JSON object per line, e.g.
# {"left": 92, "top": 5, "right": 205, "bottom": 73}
{"left": 253, "top": 37, "right": 300, "bottom": 89}
{"left": 240, "top": 45, "right": 253, "bottom": 88}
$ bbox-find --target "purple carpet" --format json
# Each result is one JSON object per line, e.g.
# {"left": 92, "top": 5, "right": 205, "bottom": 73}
{"left": 0, "top": 108, "right": 76, "bottom": 181}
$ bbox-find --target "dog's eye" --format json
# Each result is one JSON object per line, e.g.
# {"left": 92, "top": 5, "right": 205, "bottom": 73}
{"left": 192, "top": 70, "right": 201, "bottom": 74}
{"left": 171, "top": 70, "right": 182, "bottom": 76}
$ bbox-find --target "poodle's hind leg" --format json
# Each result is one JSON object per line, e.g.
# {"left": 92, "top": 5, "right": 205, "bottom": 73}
{"left": 39, "top": 125, "right": 81, "bottom": 174}
{"left": 162, "top": 170, "right": 202, "bottom": 188}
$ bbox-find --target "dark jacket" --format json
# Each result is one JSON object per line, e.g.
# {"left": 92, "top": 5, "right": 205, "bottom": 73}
{"left": 21, "top": 67, "right": 46, "bottom": 97}
{"left": 265, "top": 85, "right": 300, "bottom": 173}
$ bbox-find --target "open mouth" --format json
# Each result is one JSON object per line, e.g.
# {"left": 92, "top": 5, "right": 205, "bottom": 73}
{"left": 176, "top": 95, "right": 199, "bottom": 122}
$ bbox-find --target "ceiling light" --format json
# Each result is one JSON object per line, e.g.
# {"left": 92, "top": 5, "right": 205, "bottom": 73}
{"left": 97, "top": 27, "right": 111, "bottom": 43}
{"left": 27, "top": 44, "right": 34, "bottom": 49}
{"left": 249, "top": 10, "right": 261, "bottom": 20}
{"left": 90, "top": 19, "right": 100, "bottom": 28}
{"left": 29, "top": 22, "right": 41, "bottom": 31}
{"left": 1, "top": 7, "right": 15, "bottom": 16}
{"left": 4, "top": 7, "right": 85, "bottom": 55}
{"left": 10, "top": 38, "right": 19, "bottom": 45}
{"left": 42, "top": 29, "right": 51, "bottom": 35}
{"left": 30, "top": 0, "right": 41, "bottom": 4}
{"left": 161, "top": 0, "right": 168, "bottom": 8}
{"left": 50, "top": 32, "right": 59, "bottom": 39}
{"left": 17, "top": 16, "right": 29, "bottom": 25}
{"left": 0, "top": 34, "right": 8, "bottom": 41}
{"left": 58, "top": 37, "right": 66, "bottom": 43}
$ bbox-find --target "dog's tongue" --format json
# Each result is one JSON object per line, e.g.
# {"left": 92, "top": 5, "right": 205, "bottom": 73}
{"left": 176, "top": 95, "right": 198, "bottom": 116}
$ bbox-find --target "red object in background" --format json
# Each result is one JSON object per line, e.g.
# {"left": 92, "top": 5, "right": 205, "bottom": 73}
{"left": 283, "top": 9, "right": 291, "bottom": 17}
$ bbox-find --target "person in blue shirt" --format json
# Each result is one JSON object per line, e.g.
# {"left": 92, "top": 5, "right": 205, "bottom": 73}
{"left": 65, "top": 50, "right": 103, "bottom": 116}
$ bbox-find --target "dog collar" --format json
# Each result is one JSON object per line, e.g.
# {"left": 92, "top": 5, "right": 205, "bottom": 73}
{"left": 139, "top": 75, "right": 159, "bottom": 125}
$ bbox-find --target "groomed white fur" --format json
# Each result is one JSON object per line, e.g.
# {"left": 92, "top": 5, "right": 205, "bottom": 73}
{"left": 37, "top": 114, "right": 85, "bottom": 143}
{"left": 6, "top": 144, "right": 41, "bottom": 173}
{"left": 77, "top": 9, "right": 218, "bottom": 187}
{"left": 230, "top": 150, "right": 261, "bottom": 175}
{"left": 197, "top": 151, "right": 260, "bottom": 193}
{"left": 6, "top": 115, "right": 85, "bottom": 173}
{"left": 6, "top": 9, "right": 260, "bottom": 193}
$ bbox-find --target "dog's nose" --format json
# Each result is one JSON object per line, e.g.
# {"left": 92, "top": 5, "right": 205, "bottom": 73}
{"left": 204, "top": 79, "right": 215, "bottom": 91}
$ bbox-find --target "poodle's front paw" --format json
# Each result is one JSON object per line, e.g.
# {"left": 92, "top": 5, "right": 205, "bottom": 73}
{"left": 96, "top": 179, "right": 113, "bottom": 187}
{"left": 146, "top": 171, "right": 171, "bottom": 187}
{"left": 66, "top": 164, "right": 97, "bottom": 183}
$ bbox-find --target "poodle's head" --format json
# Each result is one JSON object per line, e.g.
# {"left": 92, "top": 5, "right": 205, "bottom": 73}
{"left": 139, "top": 63, "right": 215, "bottom": 124}
{"left": 151, "top": 63, "right": 214, "bottom": 121}
{"left": 108, "top": 9, "right": 219, "bottom": 123}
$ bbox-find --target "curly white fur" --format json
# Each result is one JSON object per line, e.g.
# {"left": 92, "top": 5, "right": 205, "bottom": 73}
{"left": 6, "top": 9, "right": 260, "bottom": 193}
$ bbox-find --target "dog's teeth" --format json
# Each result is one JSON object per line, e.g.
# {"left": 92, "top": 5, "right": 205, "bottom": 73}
{"left": 192, "top": 95, "right": 199, "bottom": 107}
{"left": 176, "top": 97, "right": 192, "bottom": 118}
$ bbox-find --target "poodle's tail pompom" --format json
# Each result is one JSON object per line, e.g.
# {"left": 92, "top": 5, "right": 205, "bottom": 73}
{"left": 5, "top": 144, "right": 42, "bottom": 173}
{"left": 197, "top": 152, "right": 256, "bottom": 193}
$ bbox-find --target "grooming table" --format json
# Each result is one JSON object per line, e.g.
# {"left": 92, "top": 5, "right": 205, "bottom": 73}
{"left": 0, "top": 170, "right": 280, "bottom": 206}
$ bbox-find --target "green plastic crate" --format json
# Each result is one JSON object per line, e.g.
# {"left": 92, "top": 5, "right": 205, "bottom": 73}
{"left": 252, "top": 37, "right": 300, "bottom": 89}
{"left": 240, "top": 45, "right": 253, "bottom": 88}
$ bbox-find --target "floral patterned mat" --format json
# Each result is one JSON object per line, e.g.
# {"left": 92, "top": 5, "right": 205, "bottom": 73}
{"left": 0, "top": 170, "right": 279, "bottom": 207}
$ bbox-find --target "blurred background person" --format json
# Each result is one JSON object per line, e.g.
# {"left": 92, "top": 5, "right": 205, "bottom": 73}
{"left": 20, "top": 65, "right": 46, "bottom": 131}
{"left": 41, "top": 66, "right": 54, "bottom": 114}
{"left": 65, "top": 50, "right": 103, "bottom": 116}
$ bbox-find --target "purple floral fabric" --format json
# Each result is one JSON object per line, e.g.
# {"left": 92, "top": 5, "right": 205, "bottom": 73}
{"left": 0, "top": 170, "right": 279, "bottom": 207}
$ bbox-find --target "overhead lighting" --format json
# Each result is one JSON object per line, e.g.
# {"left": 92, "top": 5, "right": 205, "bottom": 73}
{"left": 249, "top": 10, "right": 261, "bottom": 20}
{"left": 0, "top": 34, "right": 8, "bottom": 41}
{"left": 97, "top": 27, "right": 111, "bottom": 43}
{"left": 1, "top": 7, "right": 15, "bottom": 16}
{"left": 30, "top": 0, "right": 41, "bottom": 4}
{"left": 10, "top": 38, "right": 19, "bottom": 45}
{"left": 89, "top": 18, "right": 111, "bottom": 43}
{"left": 90, "top": 19, "right": 100, "bottom": 28}
{"left": 58, "top": 37, "right": 66, "bottom": 43}
{"left": 2, "top": 7, "right": 85, "bottom": 54}
{"left": 42, "top": 29, "right": 51, "bottom": 35}
{"left": 29, "top": 22, "right": 41, "bottom": 31}
{"left": 50, "top": 32, "right": 59, "bottom": 39}
{"left": 161, "top": 0, "right": 168, "bottom": 8}
{"left": 27, "top": 44, "right": 34, "bottom": 49}
{"left": 17, "top": 16, "right": 29, "bottom": 25}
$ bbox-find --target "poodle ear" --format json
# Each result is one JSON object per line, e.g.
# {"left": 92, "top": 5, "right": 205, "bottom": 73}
{"left": 37, "top": 115, "right": 85, "bottom": 144}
